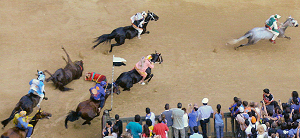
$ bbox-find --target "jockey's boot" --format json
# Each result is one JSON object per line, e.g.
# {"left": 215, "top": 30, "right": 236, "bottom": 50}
{"left": 269, "top": 39, "right": 276, "bottom": 44}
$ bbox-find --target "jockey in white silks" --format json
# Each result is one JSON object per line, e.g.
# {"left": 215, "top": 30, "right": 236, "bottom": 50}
{"left": 130, "top": 11, "right": 147, "bottom": 39}
{"left": 28, "top": 71, "right": 46, "bottom": 108}
{"left": 265, "top": 14, "right": 281, "bottom": 44}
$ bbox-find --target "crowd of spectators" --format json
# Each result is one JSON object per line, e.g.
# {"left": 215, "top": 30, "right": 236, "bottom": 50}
{"left": 102, "top": 88, "right": 300, "bottom": 138}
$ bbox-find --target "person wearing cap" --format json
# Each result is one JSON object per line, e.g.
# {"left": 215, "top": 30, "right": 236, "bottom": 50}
{"left": 265, "top": 14, "right": 281, "bottom": 44}
{"left": 28, "top": 71, "right": 46, "bottom": 108}
{"left": 15, "top": 111, "right": 33, "bottom": 138}
{"left": 130, "top": 11, "right": 147, "bottom": 39}
{"left": 197, "top": 98, "right": 214, "bottom": 138}
{"left": 133, "top": 55, "right": 154, "bottom": 85}
{"left": 89, "top": 81, "right": 107, "bottom": 114}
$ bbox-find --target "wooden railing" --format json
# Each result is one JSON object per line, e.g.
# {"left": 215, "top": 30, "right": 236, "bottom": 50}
{"left": 102, "top": 112, "right": 236, "bottom": 137}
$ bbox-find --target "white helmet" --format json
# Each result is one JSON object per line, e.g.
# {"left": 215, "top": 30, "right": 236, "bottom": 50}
{"left": 274, "top": 14, "right": 281, "bottom": 19}
{"left": 141, "top": 11, "right": 147, "bottom": 16}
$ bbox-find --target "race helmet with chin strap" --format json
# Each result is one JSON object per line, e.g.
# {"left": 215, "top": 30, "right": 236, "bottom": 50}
{"left": 274, "top": 14, "right": 281, "bottom": 19}
{"left": 141, "top": 11, "right": 147, "bottom": 16}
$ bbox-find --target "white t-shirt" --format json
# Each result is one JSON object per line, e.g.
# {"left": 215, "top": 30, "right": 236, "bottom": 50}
{"left": 146, "top": 112, "right": 155, "bottom": 126}
{"left": 245, "top": 126, "right": 253, "bottom": 138}
{"left": 183, "top": 113, "right": 188, "bottom": 127}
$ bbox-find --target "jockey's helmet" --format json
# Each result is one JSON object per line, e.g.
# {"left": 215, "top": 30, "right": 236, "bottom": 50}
{"left": 19, "top": 111, "right": 27, "bottom": 117}
{"left": 146, "top": 55, "right": 152, "bottom": 61}
{"left": 274, "top": 14, "right": 281, "bottom": 19}
{"left": 37, "top": 71, "right": 44, "bottom": 76}
{"left": 141, "top": 11, "right": 147, "bottom": 17}
{"left": 100, "top": 81, "right": 107, "bottom": 86}
{"left": 38, "top": 74, "right": 45, "bottom": 82}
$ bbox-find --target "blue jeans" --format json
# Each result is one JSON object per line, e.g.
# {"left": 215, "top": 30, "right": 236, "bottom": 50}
{"left": 26, "top": 126, "right": 33, "bottom": 137}
{"left": 215, "top": 123, "right": 224, "bottom": 138}
{"left": 189, "top": 126, "right": 195, "bottom": 135}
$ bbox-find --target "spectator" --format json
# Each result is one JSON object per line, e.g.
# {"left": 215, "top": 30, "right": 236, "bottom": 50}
{"left": 229, "top": 97, "right": 239, "bottom": 114}
{"left": 243, "top": 101, "right": 251, "bottom": 113}
{"left": 188, "top": 103, "right": 198, "bottom": 135}
{"left": 232, "top": 101, "right": 242, "bottom": 117}
{"left": 146, "top": 107, "right": 155, "bottom": 126}
{"left": 263, "top": 88, "right": 276, "bottom": 111}
{"left": 111, "top": 125, "right": 119, "bottom": 138}
{"left": 162, "top": 103, "right": 173, "bottom": 138}
{"left": 153, "top": 115, "right": 169, "bottom": 138}
{"left": 114, "top": 114, "right": 123, "bottom": 138}
{"left": 121, "top": 132, "right": 133, "bottom": 138}
{"left": 172, "top": 102, "right": 185, "bottom": 138}
{"left": 189, "top": 126, "right": 203, "bottom": 138}
{"left": 141, "top": 124, "right": 150, "bottom": 138}
{"left": 288, "top": 91, "right": 300, "bottom": 105}
{"left": 244, "top": 120, "right": 253, "bottom": 138}
{"left": 103, "top": 120, "right": 113, "bottom": 137}
{"left": 197, "top": 98, "right": 214, "bottom": 138}
{"left": 146, "top": 119, "right": 153, "bottom": 137}
{"left": 126, "top": 114, "right": 143, "bottom": 138}
{"left": 213, "top": 104, "right": 224, "bottom": 138}
{"left": 161, "top": 114, "right": 167, "bottom": 124}
{"left": 182, "top": 108, "right": 189, "bottom": 138}
{"left": 257, "top": 124, "right": 268, "bottom": 138}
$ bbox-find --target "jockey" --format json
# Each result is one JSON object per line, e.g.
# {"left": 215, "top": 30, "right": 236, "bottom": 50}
{"left": 265, "top": 14, "right": 281, "bottom": 44}
{"left": 134, "top": 55, "right": 154, "bottom": 85}
{"left": 130, "top": 11, "right": 147, "bottom": 39}
{"left": 14, "top": 111, "right": 33, "bottom": 138}
{"left": 89, "top": 81, "right": 106, "bottom": 113}
{"left": 28, "top": 71, "right": 46, "bottom": 108}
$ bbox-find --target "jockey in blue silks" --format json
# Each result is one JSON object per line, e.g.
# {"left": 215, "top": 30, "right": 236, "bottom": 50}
{"left": 28, "top": 71, "right": 46, "bottom": 108}
{"left": 130, "top": 11, "right": 147, "bottom": 39}
{"left": 15, "top": 111, "right": 33, "bottom": 138}
{"left": 265, "top": 14, "right": 281, "bottom": 44}
{"left": 89, "top": 81, "right": 107, "bottom": 113}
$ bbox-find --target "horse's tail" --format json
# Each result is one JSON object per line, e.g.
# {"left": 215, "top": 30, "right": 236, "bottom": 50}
{"left": 65, "top": 110, "right": 81, "bottom": 129}
{"left": 1, "top": 106, "right": 20, "bottom": 128}
{"left": 92, "top": 32, "right": 116, "bottom": 49}
{"left": 227, "top": 32, "right": 252, "bottom": 45}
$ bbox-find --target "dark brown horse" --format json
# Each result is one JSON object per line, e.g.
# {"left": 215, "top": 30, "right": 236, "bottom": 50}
{"left": 1, "top": 109, "right": 52, "bottom": 138}
{"left": 1, "top": 93, "right": 48, "bottom": 129}
{"left": 64, "top": 83, "right": 120, "bottom": 128}
{"left": 44, "top": 46, "right": 84, "bottom": 91}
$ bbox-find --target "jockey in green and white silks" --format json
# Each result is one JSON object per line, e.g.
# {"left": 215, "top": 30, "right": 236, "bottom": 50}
{"left": 265, "top": 14, "right": 281, "bottom": 43}
{"left": 130, "top": 11, "right": 147, "bottom": 39}
{"left": 28, "top": 71, "right": 46, "bottom": 108}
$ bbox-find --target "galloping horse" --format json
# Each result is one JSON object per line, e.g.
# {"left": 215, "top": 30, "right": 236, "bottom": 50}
{"left": 1, "top": 93, "right": 48, "bottom": 129}
{"left": 44, "top": 46, "right": 84, "bottom": 91}
{"left": 227, "top": 16, "right": 298, "bottom": 49}
{"left": 115, "top": 52, "right": 163, "bottom": 91}
{"left": 92, "top": 11, "right": 159, "bottom": 53}
{"left": 64, "top": 83, "right": 120, "bottom": 128}
{"left": 1, "top": 109, "right": 52, "bottom": 138}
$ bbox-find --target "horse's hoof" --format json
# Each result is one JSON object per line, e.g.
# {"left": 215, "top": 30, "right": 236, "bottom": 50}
{"left": 288, "top": 37, "right": 291, "bottom": 40}
{"left": 44, "top": 97, "right": 48, "bottom": 100}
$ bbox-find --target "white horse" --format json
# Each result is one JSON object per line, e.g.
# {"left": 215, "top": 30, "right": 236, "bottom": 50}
{"left": 227, "top": 16, "right": 298, "bottom": 50}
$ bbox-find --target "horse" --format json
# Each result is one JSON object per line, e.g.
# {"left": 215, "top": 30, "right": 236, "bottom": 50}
{"left": 44, "top": 46, "right": 84, "bottom": 91}
{"left": 115, "top": 52, "right": 163, "bottom": 91}
{"left": 227, "top": 16, "right": 298, "bottom": 50}
{"left": 1, "top": 93, "right": 48, "bottom": 129}
{"left": 92, "top": 10, "right": 159, "bottom": 53}
{"left": 1, "top": 109, "right": 52, "bottom": 138}
{"left": 64, "top": 83, "right": 120, "bottom": 128}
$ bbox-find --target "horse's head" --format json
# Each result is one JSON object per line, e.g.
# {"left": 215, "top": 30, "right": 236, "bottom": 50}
{"left": 145, "top": 10, "right": 159, "bottom": 22}
{"left": 74, "top": 60, "right": 84, "bottom": 71}
{"left": 151, "top": 51, "right": 163, "bottom": 64}
{"left": 284, "top": 16, "right": 298, "bottom": 27}
{"left": 105, "top": 82, "right": 121, "bottom": 95}
{"left": 35, "top": 109, "right": 52, "bottom": 120}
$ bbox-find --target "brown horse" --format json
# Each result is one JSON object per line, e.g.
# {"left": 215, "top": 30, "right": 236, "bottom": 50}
{"left": 44, "top": 46, "right": 84, "bottom": 91}
{"left": 64, "top": 83, "right": 120, "bottom": 128}
{"left": 1, "top": 109, "right": 52, "bottom": 138}
{"left": 1, "top": 93, "right": 48, "bottom": 129}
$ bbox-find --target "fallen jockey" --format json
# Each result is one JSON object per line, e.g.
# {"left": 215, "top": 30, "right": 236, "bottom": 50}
{"left": 89, "top": 81, "right": 107, "bottom": 115}
{"left": 85, "top": 72, "right": 107, "bottom": 83}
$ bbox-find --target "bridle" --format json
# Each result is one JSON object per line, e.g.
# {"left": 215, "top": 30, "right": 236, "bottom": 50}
{"left": 144, "top": 12, "right": 155, "bottom": 23}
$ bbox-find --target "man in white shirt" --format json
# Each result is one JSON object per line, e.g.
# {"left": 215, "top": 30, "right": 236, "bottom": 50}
{"left": 145, "top": 107, "right": 155, "bottom": 126}
{"left": 197, "top": 98, "right": 213, "bottom": 138}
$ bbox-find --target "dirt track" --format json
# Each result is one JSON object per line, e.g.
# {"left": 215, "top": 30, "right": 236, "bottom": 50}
{"left": 1, "top": 0, "right": 300, "bottom": 137}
